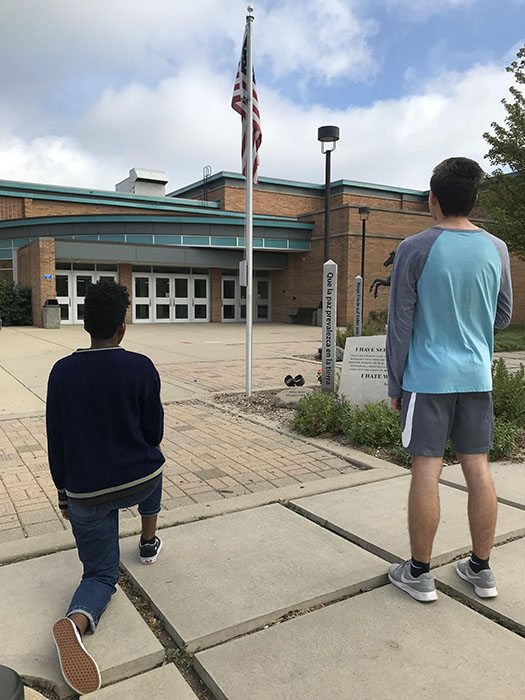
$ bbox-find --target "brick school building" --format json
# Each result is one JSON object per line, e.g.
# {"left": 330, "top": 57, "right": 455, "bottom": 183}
{"left": 0, "top": 168, "right": 523, "bottom": 327}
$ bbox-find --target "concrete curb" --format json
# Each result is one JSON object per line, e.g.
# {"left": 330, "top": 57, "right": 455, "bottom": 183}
{"left": 0, "top": 466, "right": 407, "bottom": 567}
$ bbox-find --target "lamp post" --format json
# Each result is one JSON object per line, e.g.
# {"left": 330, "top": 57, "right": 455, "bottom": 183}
{"left": 318, "top": 126, "right": 340, "bottom": 262}
{"left": 358, "top": 206, "right": 370, "bottom": 282}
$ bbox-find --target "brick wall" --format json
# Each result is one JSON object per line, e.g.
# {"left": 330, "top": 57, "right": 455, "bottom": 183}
{"left": 29, "top": 200, "right": 180, "bottom": 218}
{"left": 0, "top": 196, "right": 24, "bottom": 220}
{"left": 17, "top": 238, "right": 56, "bottom": 327}
{"left": 210, "top": 269, "right": 222, "bottom": 322}
{"left": 2, "top": 182, "right": 524, "bottom": 325}
{"left": 118, "top": 264, "right": 133, "bottom": 324}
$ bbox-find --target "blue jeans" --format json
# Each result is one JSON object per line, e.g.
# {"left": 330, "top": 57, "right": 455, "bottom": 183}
{"left": 66, "top": 476, "right": 162, "bottom": 633}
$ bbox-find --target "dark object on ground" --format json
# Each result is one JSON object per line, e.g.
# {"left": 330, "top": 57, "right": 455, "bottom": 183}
{"left": 0, "top": 665, "right": 24, "bottom": 700}
{"left": 288, "top": 307, "right": 317, "bottom": 324}
{"left": 369, "top": 250, "right": 396, "bottom": 298}
{"left": 284, "top": 374, "right": 305, "bottom": 387}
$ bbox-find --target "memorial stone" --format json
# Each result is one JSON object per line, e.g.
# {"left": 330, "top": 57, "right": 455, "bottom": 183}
{"left": 339, "top": 335, "right": 388, "bottom": 407}
{"left": 321, "top": 260, "right": 338, "bottom": 393}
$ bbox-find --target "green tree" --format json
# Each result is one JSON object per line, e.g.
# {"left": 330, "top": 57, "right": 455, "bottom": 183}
{"left": 481, "top": 45, "right": 525, "bottom": 259}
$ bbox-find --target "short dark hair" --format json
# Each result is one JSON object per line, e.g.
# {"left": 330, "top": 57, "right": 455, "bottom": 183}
{"left": 84, "top": 280, "right": 130, "bottom": 339}
{"left": 430, "top": 157, "right": 485, "bottom": 216}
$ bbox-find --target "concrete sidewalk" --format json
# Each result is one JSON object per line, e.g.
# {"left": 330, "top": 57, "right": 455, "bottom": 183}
{"left": 1, "top": 466, "right": 524, "bottom": 699}
{"left": 0, "top": 324, "right": 326, "bottom": 413}
{"left": 1, "top": 325, "right": 525, "bottom": 698}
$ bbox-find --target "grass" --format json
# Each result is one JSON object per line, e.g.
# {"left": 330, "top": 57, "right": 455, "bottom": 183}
{"left": 494, "top": 324, "right": 525, "bottom": 352}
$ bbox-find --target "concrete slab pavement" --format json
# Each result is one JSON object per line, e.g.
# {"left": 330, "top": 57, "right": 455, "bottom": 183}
{"left": 0, "top": 324, "right": 323, "bottom": 407}
{"left": 0, "top": 549, "right": 164, "bottom": 699}
{"left": 440, "top": 461, "right": 525, "bottom": 510}
{"left": 120, "top": 504, "right": 388, "bottom": 652}
{"left": 194, "top": 585, "right": 525, "bottom": 700}
{"left": 291, "top": 476, "right": 525, "bottom": 566}
{"left": 434, "top": 538, "right": 525, "bottom": 634}
{"left": 84, "top": 664, "right": 199, "bottom": 700}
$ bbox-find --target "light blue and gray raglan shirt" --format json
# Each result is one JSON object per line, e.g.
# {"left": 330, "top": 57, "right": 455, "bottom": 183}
{"left": 386, "top": 226, "right": 513, "bottom": 398}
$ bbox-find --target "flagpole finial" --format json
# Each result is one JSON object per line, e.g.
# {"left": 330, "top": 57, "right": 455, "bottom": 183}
{"left": 247, "top": 5, "right": 254, "bottom": 15}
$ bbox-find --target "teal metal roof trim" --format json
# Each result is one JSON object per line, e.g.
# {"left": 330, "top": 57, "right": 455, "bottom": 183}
{"left": 0, "top": 214, "right": 314, "bottom": 231}
{"left": 0, "top": 178, "right": 220, "bottom": 208}
{"left": 170, "top": 170, "right": 429, "bottom": 199}
{"left": 0, "top": 188, "right": 221, "bottom": 214}
{"left": 0, "top": 189, "right": 305, "bottom": 223}
{"left": 169, "top": 171, "right": 324, "bottom": 197}
{"left": 335, "top": 179, "right": 429, "bottom": 197}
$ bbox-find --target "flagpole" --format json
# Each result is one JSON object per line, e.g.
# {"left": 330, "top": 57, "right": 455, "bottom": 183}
{"left": 245, "top": 6, "right": 254, "bottom": 397}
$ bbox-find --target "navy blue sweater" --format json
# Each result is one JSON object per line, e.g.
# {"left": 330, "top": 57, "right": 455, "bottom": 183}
{"left": 46, "top": 347, "right": 165, "bottom": 507}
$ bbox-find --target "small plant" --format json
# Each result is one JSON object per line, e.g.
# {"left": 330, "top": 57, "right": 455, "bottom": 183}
{"left": 166, "top": 645, "right": 193, "bottom": 668}
{"left": 0, "top": 279, "right": 32, "bottom": 325}
{"left": 336, "top": 309, "right": 388, "bottom": 348}
{"left": 292, "top": 391, "right": 340, "bottom": 436}
{"left": 492, "top": 358, "right": 525, "bottom": 427}
{"left": 490, "top": 419, "right": 521, "bottom": 461}
{"left": 292, "top": 358, "right": 524, "bottom": 465}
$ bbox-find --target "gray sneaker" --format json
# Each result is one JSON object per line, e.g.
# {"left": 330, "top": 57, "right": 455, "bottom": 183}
{"left": 388, "top": 560, "right": 438, "bottom": 602}
{"left": 456, "top": 559, "right": 498, "bottom": 598}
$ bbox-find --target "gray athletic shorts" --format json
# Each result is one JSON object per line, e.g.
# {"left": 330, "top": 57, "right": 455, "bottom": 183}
{"left": 401, "top": 391, "right": 494, "bottom": 457}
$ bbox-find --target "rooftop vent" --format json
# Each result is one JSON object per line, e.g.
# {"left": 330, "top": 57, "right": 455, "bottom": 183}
{"left": 115, "top": 168, "right": 168, "bottom": 197}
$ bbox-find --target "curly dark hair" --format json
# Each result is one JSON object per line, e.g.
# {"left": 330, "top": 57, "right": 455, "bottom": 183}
{"left": 84, "top": 280, "right": 130, "bottom": 339}
{"left": 430, "top": 157, "right": 485, "bottom": 217}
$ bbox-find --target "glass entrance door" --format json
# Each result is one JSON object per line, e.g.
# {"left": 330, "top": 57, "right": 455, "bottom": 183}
{"left": 133, "top": 273, "right": 209, "bottom": 323}
{"left": 222, "top": 276, "right": 271, "bottom": 322}
{"left": 255, "top": 278, "right": 271, "bottom": 321}
{"left": 154, "top": 276, "right": 171, "bottom": 323}
{"left": 73, "top": 273, "right": 94, "bottom": 323}
{"left": 173, "top": 275, "right": 190, "bottom": 321}
{"left": 133, "top": 275, "right": 152, "bottom": 323}
{"left": 56, "top": 272, "right": 72, "bottom": 324}
{"left": 222, "top": 277, "right": 240, "bottom": 321}
{"left": 56, "top": 269, "right": 117, "bottom": 324}
{"left": 192, "top": 276, "right": 209, "bottom": 322}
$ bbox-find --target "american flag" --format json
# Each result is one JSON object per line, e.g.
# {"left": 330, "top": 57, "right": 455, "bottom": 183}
{"left": 231, "top": 27, "right": 262, "bottom": 184}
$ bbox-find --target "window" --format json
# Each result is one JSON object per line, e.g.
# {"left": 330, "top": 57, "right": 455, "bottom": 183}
{"left": 175, "top": 278, "right": 188, "bottom": 297}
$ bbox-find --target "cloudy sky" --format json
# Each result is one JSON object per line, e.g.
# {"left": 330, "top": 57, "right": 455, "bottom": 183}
{"left": 0, "top": 0, "right": 523, "bottom": 193}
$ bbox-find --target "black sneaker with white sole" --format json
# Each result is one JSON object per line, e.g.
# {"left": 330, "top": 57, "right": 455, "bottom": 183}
{"left": 139, "top": 535, "right": 163, "bottom": 564}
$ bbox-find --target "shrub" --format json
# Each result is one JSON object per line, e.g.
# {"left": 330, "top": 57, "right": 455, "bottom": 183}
{"left": 492, "top": 358, "right": 525, "bottom": 427}
{"left": 292, "top": 391, "right": 351, "bottom": 436}
{"left": 490, "top": 419, "right": 521, "bottom": 461}
{"left": 340, "top": 400, "right": 400, "bottom": 449}
{"left": 336, "top": 309, "right": 388, "bottom": 349}
{"left": 292, "top": 358, "right": 525, "bottom": 465}
{"left": 0, "top": 280, "right": 32, "bottom": 326}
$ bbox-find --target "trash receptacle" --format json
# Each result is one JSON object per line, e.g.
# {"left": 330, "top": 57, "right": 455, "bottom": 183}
{"left": 0, "top": 665, "right": 24, "bottom": 700}
{"left": 42, "top": 298, "right": 61, "bottom": 329}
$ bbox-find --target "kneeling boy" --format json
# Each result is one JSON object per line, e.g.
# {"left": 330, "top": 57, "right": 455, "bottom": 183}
{"left": 46, "top": 281, "right": 165, "bottom": 694}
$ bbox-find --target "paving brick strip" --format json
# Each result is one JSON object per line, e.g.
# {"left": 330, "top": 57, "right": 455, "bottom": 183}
{"left": 0, "top": 401, "right": 360, "bottom": 544}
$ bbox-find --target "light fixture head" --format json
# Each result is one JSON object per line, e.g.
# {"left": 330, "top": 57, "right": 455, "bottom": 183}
{"left": 358, "top": 206, "right": 371, "bottom": 221}
{"left": 317, "top": 125, "right": 340, "bottom": 143}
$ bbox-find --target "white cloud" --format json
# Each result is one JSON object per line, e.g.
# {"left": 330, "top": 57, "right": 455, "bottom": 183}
{"left": 0, "top": 134, "right": 117, "bottom": 188}
{"left": 383, "top": 0, "right": 477, "bottom": 19}
{"left": 0, "top": 60, "right": 510, "bottom": 193}
{"left": 256, "top": 0, "right": 378, "bottom": 83}
{"left": 0, "top": 1, "right": 516, "bottom": 194}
